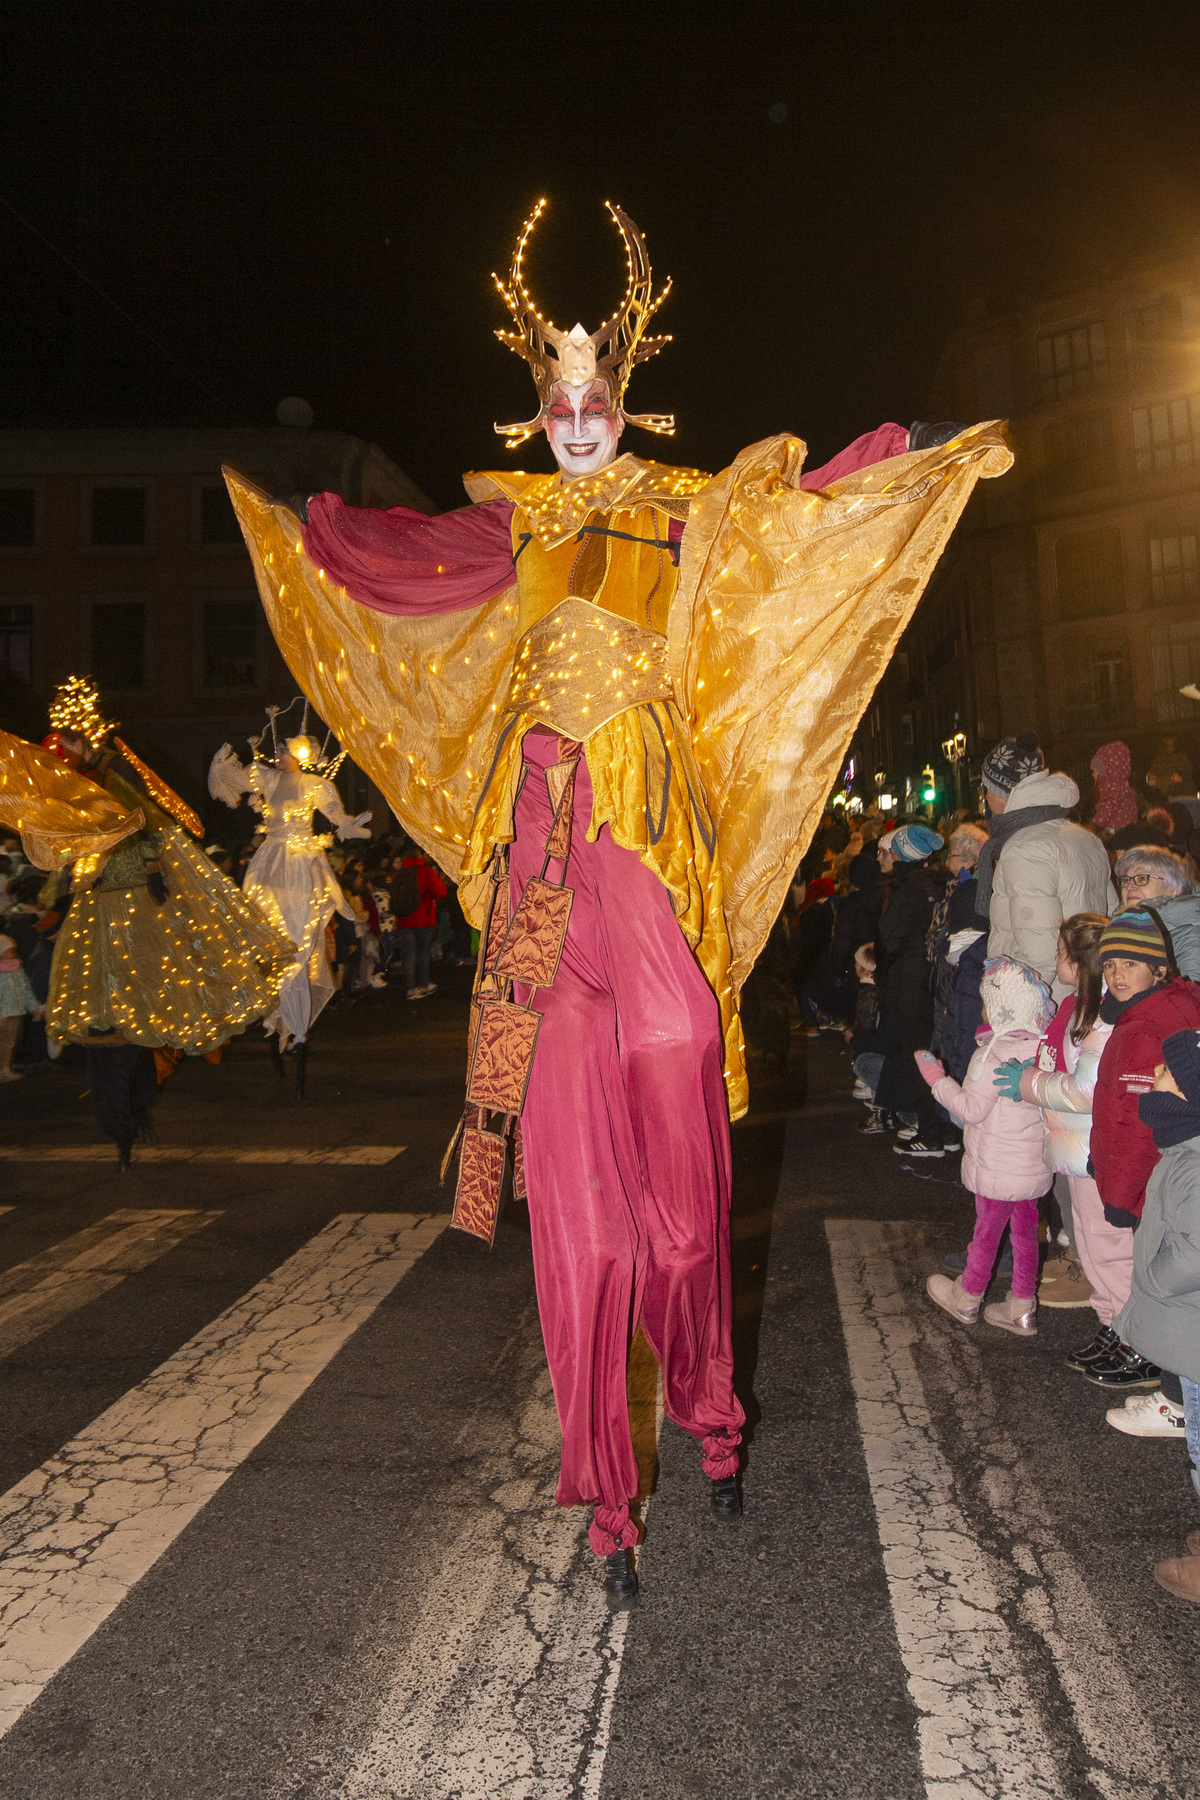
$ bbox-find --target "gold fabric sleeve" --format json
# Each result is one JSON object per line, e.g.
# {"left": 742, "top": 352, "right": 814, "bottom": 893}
{"left": 669, "top": 423, "right": 1013, "bottom": 991}
{"left": 0, "top": 731, "right": 144, "bottom": 871}
{"left": 224, "top": 470, "right": 524, "bottom": 879}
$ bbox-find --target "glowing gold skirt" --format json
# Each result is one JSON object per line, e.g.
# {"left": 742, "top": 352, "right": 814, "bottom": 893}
{"left": 48, "top": 827, "right": 292, "bottom": 1053}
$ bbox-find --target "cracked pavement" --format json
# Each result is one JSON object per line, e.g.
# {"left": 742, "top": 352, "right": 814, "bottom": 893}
{"left": 0, "top": 977, "right": 1196, "bottom": 1798}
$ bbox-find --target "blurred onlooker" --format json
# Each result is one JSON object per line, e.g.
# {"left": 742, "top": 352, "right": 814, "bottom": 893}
{"left": 792, "top": 875, "right": 837, "bottom": 1033}
{"left": 0, "top": 932, "right": 39, "bottom": 1081}
{"left": 978, "top": 733, "right": 1116, "bottom": 998}
{"left": 1090, "top": 741, "right": 1139, "bottom": 833}
{"left": 875, "top": 823, "right": 947, "bottom": 1155}
{"left": 930, "top": 823, "right": 989, "bottom": 1085}
{"left": 1146, "top": 734, "right": 1195, "bottom": 799}
{"left": 393, "top": 847, "right": 448, "bottom": 1000}
{"left": 1113, "top": 846, "right": 1200, "bottom": 982}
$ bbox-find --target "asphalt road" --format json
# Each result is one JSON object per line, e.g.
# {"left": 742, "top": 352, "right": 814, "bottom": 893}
{"left": 0, "top": 971, "right": 1197, "bottom": 1800}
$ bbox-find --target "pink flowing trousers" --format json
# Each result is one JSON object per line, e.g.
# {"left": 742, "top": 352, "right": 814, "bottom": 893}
{"left": 511, "top": 731, "right": 744, "bottom": 1556}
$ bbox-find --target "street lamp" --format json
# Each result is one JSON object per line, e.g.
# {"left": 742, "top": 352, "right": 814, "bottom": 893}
{"left": 941, "top": 729, "right": 968, "bottom": 813}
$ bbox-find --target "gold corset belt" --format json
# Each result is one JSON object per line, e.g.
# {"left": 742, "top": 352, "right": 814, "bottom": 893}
{"left": 504, "top": 595, "right": 674, "bottom": 740}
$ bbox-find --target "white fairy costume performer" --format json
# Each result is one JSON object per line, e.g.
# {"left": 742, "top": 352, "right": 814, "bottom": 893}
{"left": 208, "top": 707, "right": 370, "bottom": 1050}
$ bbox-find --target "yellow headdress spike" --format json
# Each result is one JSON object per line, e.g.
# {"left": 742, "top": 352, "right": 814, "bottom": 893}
{"left": 492, "top": 199, "right": 675, "bottom": 448}
{"left": 47, "top": 675, "right": 117, "bottom": 750}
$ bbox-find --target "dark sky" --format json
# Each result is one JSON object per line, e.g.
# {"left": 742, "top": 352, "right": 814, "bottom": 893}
{"left": 4, "top": 2, "right": 1200, "bottom": 509}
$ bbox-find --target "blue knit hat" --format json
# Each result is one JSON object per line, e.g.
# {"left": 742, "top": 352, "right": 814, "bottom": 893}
{"left": 881, "top": 823, "right": 944, "bottom": 863}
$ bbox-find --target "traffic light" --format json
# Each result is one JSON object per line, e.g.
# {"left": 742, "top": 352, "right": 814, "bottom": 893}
{"left": 923, "top": 786, "right": 936, "bottom": 803}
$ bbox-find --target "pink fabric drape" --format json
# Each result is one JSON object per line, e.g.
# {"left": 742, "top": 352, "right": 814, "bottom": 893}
{"left": 511, "top": 730, "right": 744, "bottom": 1557}
{"left": 1091, "top": 740, "right": 1139, "bottom": 832}
{"left": 303, "top": 493, "right": 517, "bottom": 615}
{"left": 800, "top": 421, "right": 909, "bottom": 489}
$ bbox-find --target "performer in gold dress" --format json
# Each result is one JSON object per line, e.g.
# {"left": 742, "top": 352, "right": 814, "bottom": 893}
{"left": 225, "top": 201, "right": 1011, "bottom": 1606}
{"left": 0, "top": 679, "right": 290, "bottom": 1165}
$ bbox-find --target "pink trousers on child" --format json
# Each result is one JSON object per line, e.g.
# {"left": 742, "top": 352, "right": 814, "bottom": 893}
{"left": 1068, "top": 1173, "right": 1134, "bottom": 1327}
{"left": 963, "top": 1194, "right": 1042, "bottom": 1298}
{"left": 512, "top": 731, "right": 744, "bottom": 1557}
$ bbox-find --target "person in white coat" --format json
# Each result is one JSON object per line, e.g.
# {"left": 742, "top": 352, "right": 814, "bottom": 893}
{"left": 975, "top": 733, "right": 1116, "bottom": 999}
{"left": 209, "top": 720, "right": 370, "bottom": 1092}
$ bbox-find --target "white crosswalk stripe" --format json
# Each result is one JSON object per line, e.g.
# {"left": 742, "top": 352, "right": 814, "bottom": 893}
{"left": 827, "top": 1217, "right": 1165, "bottom": 1800}
{"left": 0, "top": 1210, "right": 445, "bottom": 1739}
{"left": 0, "top": 1208, "right": 221, "bottom": 1361}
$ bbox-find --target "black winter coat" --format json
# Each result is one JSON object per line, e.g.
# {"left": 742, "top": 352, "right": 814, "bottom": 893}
{"left": 876, "top": 865, "right": 945, "bottom": 1014}
{"left": 830, "top": 885, "right": 883, "bottom": 981}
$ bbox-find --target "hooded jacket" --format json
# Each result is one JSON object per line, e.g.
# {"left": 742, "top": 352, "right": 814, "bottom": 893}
{"left": 1154, "top": 890, "right": 1200, "bottom": 984}
{"left": 986, "top": 771, "right": 1117, "bottom": 997}
{"left": 877, "top": 863, "right": 945, "bottom": 1013}
{"left": 1115, "top": 1138, "right": 1200, "bottom": 1385}
{"left": 1090, "top": 741, "right": 1139, "bottom": 833}
{"left": 1025, "top": 995, "right": 1112, "bottom": 1178}
{"left": 1091, "top": 977, "right": 1200, "bottom": 1219}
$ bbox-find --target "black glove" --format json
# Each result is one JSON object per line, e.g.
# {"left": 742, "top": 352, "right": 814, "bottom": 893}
{"left": 146, "top": 870, "right": 167, "bottom": 905}
{"left": 909, "top": 421, "right": 968, "bottom": 451}
{"left": 273, "top": 491, "right": 317, "bottom": 524}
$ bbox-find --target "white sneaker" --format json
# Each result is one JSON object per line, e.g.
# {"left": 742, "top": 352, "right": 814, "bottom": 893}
{"left": 895, "top": 1124, "right": 919, "bottom": 1142}
{"left": 1105, "top": 1390, "right": 1186, "bottom": 1437}
{"left": 852, "top": 1081, "right": 873, "bottom": 1100}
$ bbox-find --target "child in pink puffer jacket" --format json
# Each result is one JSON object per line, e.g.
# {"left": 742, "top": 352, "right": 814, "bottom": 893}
{"left": 917, "top": 957, "right": 1057, "bottom": 1337}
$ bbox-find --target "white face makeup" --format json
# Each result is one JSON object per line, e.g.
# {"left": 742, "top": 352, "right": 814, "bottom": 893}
{"left": 543, "top": 378, "right": 624, "bottom": 476}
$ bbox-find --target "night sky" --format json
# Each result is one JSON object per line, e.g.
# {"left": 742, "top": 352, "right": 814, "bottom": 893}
{"left": 5, "top": 4, "right": 1200, "bottom": 509}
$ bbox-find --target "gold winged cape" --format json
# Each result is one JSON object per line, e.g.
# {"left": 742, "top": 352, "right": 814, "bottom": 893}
{"left": 226, "top": 422, "right": 1011, "bottom": 1114}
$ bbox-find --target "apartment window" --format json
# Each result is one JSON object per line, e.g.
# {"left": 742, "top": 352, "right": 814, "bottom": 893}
{"left": 201, "top": 598, "right": 257, "bottom": 689}
{"left": 900, "top": 712, "right": 914, "bottom": 746}
{"left": 0, "top": 604, "right": 33, "bottom": 681}
{"left": 1054, "top": 528, "right": 1125, "bottom": 622}
{"left": 1044, "top": 411, "right": 1118, "bottom": 495}
{"left": 1128, "top": 296, "right": 1182, "bottom": 383}
{"left": 198, "top": 482, "right": 241, "bottom": 546}
{"left": 89, "top": 484, "right": 148, "bottom": 547}
{"left": 1149, "top": 532, "right": 1199, "bottom": 605}
{"left": 90, "top": 600, "right": 146, "bottom": 689}
{"left": 0, "top": 486, "right": 37, "bottom": 549}
{"left": 1132, "top": 396, "right": 1200, "bottom": 475}
{"left": 1152, "top": 619, "right": 1200, "bottom": 723}
{"left": 1061, "top": 633, "right": 1134, "bottom": 732}
{"left": 1037, "top": 321, "right": 1107, "bottom": 400}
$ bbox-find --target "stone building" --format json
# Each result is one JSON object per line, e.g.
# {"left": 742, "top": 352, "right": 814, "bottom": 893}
{"left": 852, "top": 246, "right": 1200, "bottom": 815}
{"left": 0, "top": 425, "right": 430, "bottom": 831}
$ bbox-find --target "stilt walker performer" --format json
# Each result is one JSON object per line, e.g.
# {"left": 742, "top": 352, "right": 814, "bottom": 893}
{"left": 0, "top": 680, "right": 289, "bottom": 1167}
{"left": 225, "top": 199, "right": 1012, "bottom": 1606}
{"left": 208, "top": 703, "right": 371, "bottom": 1096}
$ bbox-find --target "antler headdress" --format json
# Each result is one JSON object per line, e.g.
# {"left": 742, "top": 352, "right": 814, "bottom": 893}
{"left": 493, "top": 199, "right": 674, "bottom": 448}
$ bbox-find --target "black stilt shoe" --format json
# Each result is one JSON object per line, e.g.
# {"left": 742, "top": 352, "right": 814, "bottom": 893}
{"left": 293, "top": 1040, "right": 309, "bottom": 1100}
{"left": 603, "top": 1549, "right": 639, "bottom": 1612}
{"left": 117, "top": 1139, "right": 133, "bottom": 1172}
{"left": 710, "top": 1474, "right": 743, "bottom": 1523}
{"left": 269, "top": 1033, "right": 286, "bottom": 1078}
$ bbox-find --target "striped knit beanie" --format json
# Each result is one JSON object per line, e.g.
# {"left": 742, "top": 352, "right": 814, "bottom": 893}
{"left": 1099, "top": 909, "right": 1174, "bottom": 969}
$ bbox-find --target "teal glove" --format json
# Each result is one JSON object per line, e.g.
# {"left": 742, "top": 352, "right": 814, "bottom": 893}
{"left": 993, "top": 1057, "right": 1033, "bottom": 1100}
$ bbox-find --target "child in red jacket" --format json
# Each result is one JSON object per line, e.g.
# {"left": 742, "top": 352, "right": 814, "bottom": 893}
{"left": 1086, "top": 909, "right": 1200, "bottom": 1393}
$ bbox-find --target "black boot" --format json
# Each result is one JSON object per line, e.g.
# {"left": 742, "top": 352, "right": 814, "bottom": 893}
{"left": 603, "top": 1548, "right": 639, "bottom": 1613}
{"left": 293, "top": 1040, "right": 308, "bottom": 1101}
{"left": 137, "top": 1111, "right": 156, "bottom": 1145}
{"left": 710, "top": 1474, "right": 743, "bottom": 1523}
{"left": 269, "top": 1033, "right": 286, "bottom": 1078}
{"left": 1064, "top": 1325, "right": 1118, "bottom": 1372}
{"left": 1083, "top": 1343, "right": 1162, "bottom": 1390}
{"left": 117, "top": 1140, "right": 133, "bottom": 1172}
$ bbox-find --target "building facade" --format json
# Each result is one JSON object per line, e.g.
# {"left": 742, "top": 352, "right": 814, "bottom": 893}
{"left": 851, "top": 248, "right": 1200, "bottom": 815}
{"left": 0, "top": 427, "right": 430, "bottom": 832}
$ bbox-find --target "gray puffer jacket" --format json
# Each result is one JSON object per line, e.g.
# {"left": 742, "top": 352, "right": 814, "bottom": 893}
{"left": 1116, "top": 1138, "right": 1200, "bottom": 1384}
{"left": 1156, "top": 891, "right": 1200, "bottom": 982}
{"left": 987, "top": 771, "right": 1117, "bottom": 998}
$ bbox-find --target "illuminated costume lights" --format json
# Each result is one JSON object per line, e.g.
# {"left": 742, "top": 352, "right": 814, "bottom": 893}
{"left": 224, "top": 200, "right": 1012, "bottom": 1594}
{"left": 208, "top": 703, "right": 371, "bottom": 1062}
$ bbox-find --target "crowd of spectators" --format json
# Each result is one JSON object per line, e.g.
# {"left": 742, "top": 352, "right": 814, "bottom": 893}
{"left": 748, "top": 728, "right": 1200, "bottom": 1605}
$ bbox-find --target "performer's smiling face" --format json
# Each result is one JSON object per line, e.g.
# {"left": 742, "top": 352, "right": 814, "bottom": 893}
{"left": 543, "top": 379, "right": 624, "bottom": 476}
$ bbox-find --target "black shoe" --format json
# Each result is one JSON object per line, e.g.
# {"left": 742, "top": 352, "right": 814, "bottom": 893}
{"left": 894, "top": 1137, "right": 945, "bottom": 1157}
{"left": 269, "top": 1034, "right": 286, "bottom": 1078}
{"left": 710, "top": 1475, "right": 742, "bottom": 1523}
{"left": 1065, "top": 1325, "right": 1119, "bottom": 1372}
{"left": 137, "top": 1113, "right": 157, "bottom": 1146}
{"left": 292, "top": 1040, "right": 309, "bottom": 1101}
{"left": 117, "top": 1140, "right": 133, "bottom": 1172}
{"left": 858, "top": 1109, "right": 897, "bottom": 1136}
{"left": 1083, "top": 1344, "right": 1162, "bottom": 1390}
{"left": 603, "top": 1548, "right": 639, "bottom": 1612}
